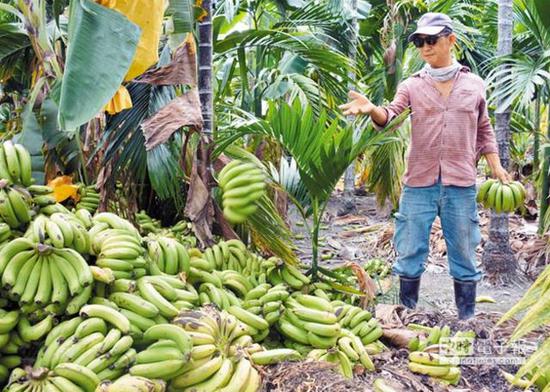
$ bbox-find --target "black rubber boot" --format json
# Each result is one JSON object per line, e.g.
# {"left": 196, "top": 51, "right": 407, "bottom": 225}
{"left": 399, "top": 276, "right": 421, "bottom": 309}
{"left": 454, "top": 279, "right": 477, "bottom": 320}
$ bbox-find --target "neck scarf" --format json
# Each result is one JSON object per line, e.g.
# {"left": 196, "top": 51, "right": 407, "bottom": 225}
{"left": 423, "top": 59, "right": 461, "bottom": 82}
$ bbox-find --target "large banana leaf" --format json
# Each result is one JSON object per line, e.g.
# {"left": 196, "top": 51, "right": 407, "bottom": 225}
{"left": 58, "top": 0, "right": 140, "bottom": 130}
{"left": 0, "top": 23, "right": 30, "bottom": 62}
{"left": 167, "top": 0, "right": 194, "bottom": 33}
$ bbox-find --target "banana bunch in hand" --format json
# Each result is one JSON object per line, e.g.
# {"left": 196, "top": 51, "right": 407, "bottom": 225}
{"left": 171, "top": 306, "right": 261, "bottom": 391}
{"left": 25, "top": 213, "right": 91, "bottom": 254}
{"left": 334, "top": 303, "right": 383, "bottom": 346}
{"left": 408, "top": 351, "right": 461, "bottom": 386}
{"left": 198, "top": 282, "right": 242, "bottom": 311}
{"left": 0, "top": 182, "right": 32, "bottom": 229}
{"left": 97, "top": 375, "right": 166, "bottom": 392}
{"left": 218, "top": 160, "right": 267, "bottom": 224}
{"left": 476, "top": 179, "right": 526, "bottom": 213}
{"left": 278, "top": 294, "right": 341, "bottom": 349}
{"left": 0, "top": 140, "right": 33, "bottom": 187}
{"left": 146, "top": 235, "right": 190, "bottom": 276}
{"left": 76, "top": 184, "right": 101, "bottom": 213}
{"left": 129, "top": 324, "right": 192, "bottom": 381}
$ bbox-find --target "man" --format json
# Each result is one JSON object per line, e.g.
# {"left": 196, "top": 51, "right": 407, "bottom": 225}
{"left": 339, "top": 12, "right": 511, "bottom": 319}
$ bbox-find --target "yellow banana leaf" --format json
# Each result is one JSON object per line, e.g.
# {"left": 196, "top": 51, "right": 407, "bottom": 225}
{"left": 115, "top": 0, "right": 166, "bottom": 81}
{"left": 47, "top": 176, "right": 80, "bottom": 202}
{"left": 103, "top": 85, "right": 133, "bottom": 114}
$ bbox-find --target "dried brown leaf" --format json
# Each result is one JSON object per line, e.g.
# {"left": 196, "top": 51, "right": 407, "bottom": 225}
{"left": 137, "top": 34, "right": 197, "bottom": 86}
{"left": 142, "top": 88, "right": 203, "bottom": 151}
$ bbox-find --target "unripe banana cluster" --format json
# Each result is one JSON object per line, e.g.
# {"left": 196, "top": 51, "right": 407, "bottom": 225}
{"left": 408, "top": 351, "right": 461, "bottom": 386}
{"left": 0, "top": 223, "right": 11, "bottom": 245}
{"left": 307, "top": 329, "right": 375, "bottom": 378}
{"left": 267, "top": 263, "right": 311, "bottom": 289}
{"left": 0, "top": 182, "right": 33, "bottom": 229}
{"left": 0, "top": 309, "right": 25, "bottom": 385}
{"left": 278, "top": 294, "right": 343, "bottom": 349}
{"left": 25, "top": 213, "right": 91, "bottom": 254}
{"left": 129, "top": 324, "right": 192, "bottom": 381}
{"left": 408, "top": 324, "right": 475, "bottom": 357}
{"left": 364, "top": 258, "right": 391, "bottom": 279}
{"left": 0, "top": 239, "right": 93, "bottom": 316}
{"left": 0, "top": 140, "right": 33, "bottom": 187}
{"left": 90, "top": 218, "right": 146, "bottom": 281}
{"left": 171, "top": 306, "right": 263, "bottom": 391}
{"left": 135, "top": 210, "right": 162, "bottom": 234}
{"left": 145, "top": 235, "right": 190, "bottom": 276}
{"left": 21, "top": 305, "right": 138, "bottom": 391}
{"left": 334, "top": 303, "right": 383, "bottom": 346}
{"left": 77, "top": 185, "right": 100, "bottom": 213}
{"left": 218, "top": 160, "right": 267, "bottom": 224}
{"left": 242, "top": 283, "right": 289, "bottom": 330}
{"left": 476, "top": 179, "right": 526, "bottom": 213}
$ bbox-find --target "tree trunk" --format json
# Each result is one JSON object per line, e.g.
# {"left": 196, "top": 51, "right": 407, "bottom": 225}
{"left": 538, "top": 105, "right": 550, "bottom": 234}
{"left": 482, "top": 0, "right": 517, "bottom": 284}
{"left": 185, "top": 0, "right": 215, "bottom": 247}
{"left": 533, "top": 92, "right": 540, "bottom": 171}
{"left": 342, "top": 0, "right": 358, "bottom": 212}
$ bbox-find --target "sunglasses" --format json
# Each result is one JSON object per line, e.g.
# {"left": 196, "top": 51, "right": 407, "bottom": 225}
{"left": 411, "top": 33, "right": 449, "bottom": 48}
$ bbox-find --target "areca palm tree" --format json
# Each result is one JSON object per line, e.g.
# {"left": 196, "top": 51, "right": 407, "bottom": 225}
{"left": 481, "top": 0, "right": 517, "bottom": 283}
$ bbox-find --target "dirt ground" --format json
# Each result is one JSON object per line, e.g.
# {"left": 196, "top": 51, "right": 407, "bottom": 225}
{"left": 281, "top": 187, "right": 547, "bottom": 392}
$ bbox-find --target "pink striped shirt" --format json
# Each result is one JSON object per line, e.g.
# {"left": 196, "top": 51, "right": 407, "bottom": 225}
{"left": 374, "top": 66, "right": 498, "bottom": 187}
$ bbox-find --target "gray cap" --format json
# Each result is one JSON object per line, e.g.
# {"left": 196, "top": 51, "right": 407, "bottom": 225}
{"left": 408, "top": 12, "right": 453, "bottom": 41}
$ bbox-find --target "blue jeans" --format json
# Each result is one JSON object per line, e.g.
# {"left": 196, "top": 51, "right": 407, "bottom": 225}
{"left": 392, "top": 178, "right": 482, "bottom": 282}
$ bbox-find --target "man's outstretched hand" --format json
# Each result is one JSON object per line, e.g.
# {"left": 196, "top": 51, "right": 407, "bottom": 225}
{"left": 339, "top": 91, "right": 375, "bottom": 116}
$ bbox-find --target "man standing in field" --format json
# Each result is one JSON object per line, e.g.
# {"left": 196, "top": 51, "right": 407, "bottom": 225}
{"left": 340, "top": 13, "right": 511, "bottom": 319}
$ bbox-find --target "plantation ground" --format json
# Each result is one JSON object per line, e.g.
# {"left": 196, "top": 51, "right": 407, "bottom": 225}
{"left": 281, "top": 184, "right": 546, "bottom": 391}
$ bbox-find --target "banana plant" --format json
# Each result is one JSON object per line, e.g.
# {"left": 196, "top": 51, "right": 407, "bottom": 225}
{"left": 216, "top": 98, "right": 408, "bottom": 279}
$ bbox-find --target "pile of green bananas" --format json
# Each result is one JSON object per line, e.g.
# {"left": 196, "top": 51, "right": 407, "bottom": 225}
{"left": 218, "top": 160, "right": 266, "bottom": 224}
{"left": 97, "top": 375, "right": 166, "bottom": 392}
{"left": 145, "top": 235, "right": 190, "bottom": 275}
{"left": 278, "top": 294, "right": 342, "bottom": 349}
{"left": 363, "top": 259, "right": 391, "bottom": 279}
{"left": 0, "top": 183, "right": 33, "bottom": 229}
{"left": 333, "top": 303, "right": 383, "bottom": 346}
{"left": 129, "top": 324, "right": 192, "bottom": 381}
{"left": 76, "top": 185, "right": 100, "bottom": 213}
{"left": 25, "top": 213, "right": 91, "bottom": 254}
{"left": 171, "top": 306, "right": 264, "bottom": 391}
{"left": 476, "top": 179, "right": 526, "bottom": 213}
{"left": 307, "top": 329, "right": 375, "bottom": 378}
{"left": 0, "top": 140, "right": 33, "bottom": 187}
{"left": 0, "top": 238, "right": 93, "bottom": 315}
{"left": 408, "top": 351, "right": 461, "bottom": 386}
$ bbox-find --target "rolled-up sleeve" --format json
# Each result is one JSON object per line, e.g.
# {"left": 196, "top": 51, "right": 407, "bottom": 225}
{"left": 476, "top": 92, "right": 499, "bottom": 156}
{"left": 372, "top": 81, "right": 410, "bottom": 130}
